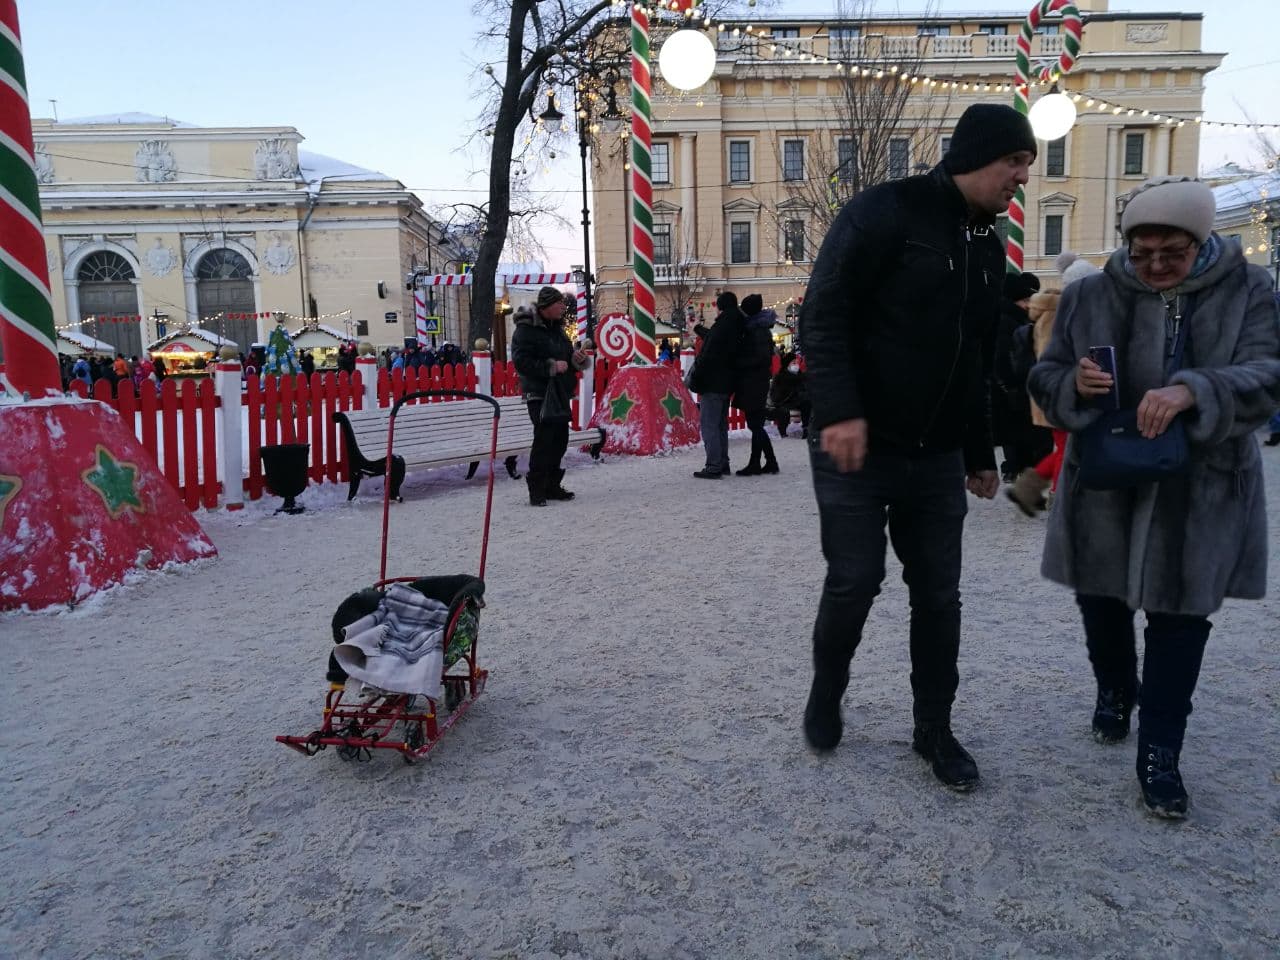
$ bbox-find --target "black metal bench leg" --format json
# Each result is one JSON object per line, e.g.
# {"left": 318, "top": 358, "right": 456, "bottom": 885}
{"left": 504, "top": 455, "right": 521, "bottom": 479}
{"left": 465, "top": 461, "right": 479, "bottom": 480}
{"left": 347, "top": 471, "right": 362, "bottom": 501}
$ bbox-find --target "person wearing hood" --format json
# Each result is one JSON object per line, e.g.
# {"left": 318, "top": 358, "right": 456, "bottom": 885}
{"left": 689, "top": 291, "right": 745, "bottom": 478}
{"left": 511, "top": 286, "right": 592, "bottom": 506}
{"left": 1028, "top": 176, "right": 1280, "bottom": 819}
{"left": 798, "top": 102, "right": 1035, "bottom": 791}
{"left": 734, "top": 294, "right": 780, "bottom": 475}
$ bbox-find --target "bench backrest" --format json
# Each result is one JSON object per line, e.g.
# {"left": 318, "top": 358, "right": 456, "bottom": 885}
{"left": 338, "top": 396, "right": 534, "bottom": 458}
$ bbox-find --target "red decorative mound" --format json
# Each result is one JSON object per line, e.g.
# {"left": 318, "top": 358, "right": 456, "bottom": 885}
{"left": 0, "top": 398, "right": 217, "bottom": 611}
{"left": 589, "top": 364, "right": 700, "bottom": 456}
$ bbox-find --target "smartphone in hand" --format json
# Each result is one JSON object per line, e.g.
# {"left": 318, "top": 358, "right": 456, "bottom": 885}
{"left": 1087, "top": 345, "right": 1120, "bottom": 410}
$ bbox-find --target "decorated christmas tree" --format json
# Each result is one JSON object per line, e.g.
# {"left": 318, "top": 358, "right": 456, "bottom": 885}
{"left": 261, "top": 322, "right": 300, "bottom": 375}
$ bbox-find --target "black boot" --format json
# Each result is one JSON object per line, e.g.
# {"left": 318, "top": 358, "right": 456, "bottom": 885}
{"left": 736, "top": 463, "right": 763, "bottom": 476}
{"left": 1137, "top": 741, "right": 1189, "bottom": 819}
{"left": 546, "top": 468, "right": 575, "bottom": 501}
{"left": 1092, "top": 685, "right": 1138, "bottom": 744}
{"left": 803, "top": 671, "right": 848, "bottom": 753}
{"left": 526, "top": 474, "right": 547, "bottom": 507}
{"left": 912, "top": 724, "right": 980, "bottom": 791}
{"left": 1265, "top": 434, "right": 1280, "bottom": 447}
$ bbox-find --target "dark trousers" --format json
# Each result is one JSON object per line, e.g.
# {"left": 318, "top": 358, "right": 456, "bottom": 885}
{"left": 810, "top": 447, "right": 968, "bottom": 726}
{"left": 1076, "top": 594, "right": 1211, "bottom": 751}
{"left": 745, "top": 411, "right": 776, "bottom": 467}
{"left": 526, "top": 400, "right": 569, "bottom": 489}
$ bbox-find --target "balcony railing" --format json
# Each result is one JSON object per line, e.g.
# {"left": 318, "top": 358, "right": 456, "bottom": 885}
{"left": 654, "top": 261, "right": 706, "bottom": 284}
{"left": 716, "top": 31, "right": 1067, "bottom": 64}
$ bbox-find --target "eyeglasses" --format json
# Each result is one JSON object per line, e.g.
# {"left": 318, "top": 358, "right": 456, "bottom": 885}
{"left": 1128, "top": 239, "right": 1198, "bottom": 268}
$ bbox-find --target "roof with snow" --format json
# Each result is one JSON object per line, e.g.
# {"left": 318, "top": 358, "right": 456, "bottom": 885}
{"left": 146, "top": 327, "right": 239, "bottom": 351}
{"left": 1213, "top": 170, "right": 1280, "bottom": 218}
{"left": 298, "top": 150, "right": 389, "bottom": 186}
{"left": 60, "top": 112, "right": 196, "bottom": 127}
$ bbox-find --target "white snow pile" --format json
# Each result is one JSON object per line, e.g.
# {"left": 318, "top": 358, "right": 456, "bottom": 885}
{"left": 2, "top": 435, "right": 1277, "bottom": 957}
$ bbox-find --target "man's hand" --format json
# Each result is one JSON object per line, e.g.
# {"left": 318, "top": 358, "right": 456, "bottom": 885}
{"left": 820, "top": 418, "right": 868, "bottom": 473}
{"left": 1136, "top": 384, "right": 1194, "bottom": 439}
{"left": 552, "top": 359, "right": 569, "bottom": 374}
{"left": 966, "top": 470, "right": 999, "bottom": 499}
{"left": 1075, "top": 356, "right": 1113, "bottom": 398}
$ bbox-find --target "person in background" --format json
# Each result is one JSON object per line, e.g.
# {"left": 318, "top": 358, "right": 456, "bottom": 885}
{"left": 390, "top": 351, "right": 404, "bottom": 373}
{"left": 770, "top": 351, "right": 810, "bottom": 439}
{"left": 689, "top": 291, "right": 745, "bottom": 479}
{"left": 799, "top": 103, "right": 1034, "bottom": 791}
{"left": 512, "top": 286, "right": 591, "bottom": 506}
{"left": 734, "top": 294, "right": 780, "bottom": 475}
{"left": 1006, "top": 251, "right": 1102, "bottom": 515}
{"left": 992, "top": 271, "right": 1049, "bottom": 483}
{"left": 112, "top": 353, "right": 130, "bottom": 381}
{"left": 300, "top": 350, "right": 315, "bottom": 378}
{"left": 72, "top": 354, "right": 92, "bottom": 388}
{"left": 1028, "top": 176, "right": 1280, "bottom": 819}
{"left": 152, "top": 355, "right": 166, "bottom": 382}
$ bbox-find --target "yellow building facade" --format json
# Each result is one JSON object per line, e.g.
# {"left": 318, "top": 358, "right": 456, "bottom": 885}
{"left": 591, "top": 2, "right": 1222, "bottom": 327}
{"left": 33, "top": 114, "right": 466, "bottom": 358}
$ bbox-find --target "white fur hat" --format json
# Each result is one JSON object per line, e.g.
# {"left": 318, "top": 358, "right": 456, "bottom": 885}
{"left": 1119, "top": 176, "right": 1216, "bottom": 243}
{"left": 1055, "top": 250, "right": 1102, "bottom": 287}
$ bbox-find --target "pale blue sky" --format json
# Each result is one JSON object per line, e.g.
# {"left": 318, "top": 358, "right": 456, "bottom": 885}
{"left": 17, "top": 1, "right": 1277, "bottom": 270}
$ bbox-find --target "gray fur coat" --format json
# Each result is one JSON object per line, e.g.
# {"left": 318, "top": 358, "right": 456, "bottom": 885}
{"left": 1027, "top": 239, "right": 1280, "bottom": 615}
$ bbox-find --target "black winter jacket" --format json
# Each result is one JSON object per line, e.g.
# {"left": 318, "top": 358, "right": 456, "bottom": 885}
{"left": 511, "top": 307, "right": 579, "bottom": 400}
{"left": 692, "top": 307, "right": 744, "bottom": 395}
{"left": 733, "top": 309, "right": 776, "bottom": 413}
{"left": 798, "top": 166, "right": 1001, "bottom": 471}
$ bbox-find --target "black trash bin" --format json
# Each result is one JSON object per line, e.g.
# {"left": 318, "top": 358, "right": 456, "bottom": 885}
{"left": 260, "top": 443, "right": 310, "bottom": 514}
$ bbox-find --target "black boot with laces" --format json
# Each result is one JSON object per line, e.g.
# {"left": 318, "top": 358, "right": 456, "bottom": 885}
{"left": 1138, "top": 743, "right": 1189, "bottom": 819}
{"left": 912, "top": 724, "right": 980, "bottom": 792}
{"left": 1092, "top": 686, "right": 1137, "bottom": 744}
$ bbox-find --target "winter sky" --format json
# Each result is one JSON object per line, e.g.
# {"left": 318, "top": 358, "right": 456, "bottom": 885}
{"left": 17, "top": 1, "right": 1278, "bottom": 272}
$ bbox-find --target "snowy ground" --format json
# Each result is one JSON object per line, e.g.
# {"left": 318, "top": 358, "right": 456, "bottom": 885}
{"left": 3, "top": 433, "right": 1279, "bottom": 959}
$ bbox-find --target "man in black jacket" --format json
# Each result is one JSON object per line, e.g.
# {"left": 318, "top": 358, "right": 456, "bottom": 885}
{"left": 798, "top": 103, "right": 1036, "bottom": 790}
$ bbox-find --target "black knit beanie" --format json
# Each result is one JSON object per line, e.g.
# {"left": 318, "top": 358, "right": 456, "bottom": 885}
{"left": 715, "top": 291, "right": 738, "bottom": 312}
{"left": 1003, "top": 271, "right": 1041, "bottom": 302}
{"left": 740, "top": 294, "right": 763, "bottom": 315}
{"left": 944, "top": 104, "right": 1038, "bottom": 175}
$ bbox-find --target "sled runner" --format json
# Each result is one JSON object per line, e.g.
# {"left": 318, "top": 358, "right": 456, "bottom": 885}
{"left": 276, "top": 390, "right": 500, "bottom": 763}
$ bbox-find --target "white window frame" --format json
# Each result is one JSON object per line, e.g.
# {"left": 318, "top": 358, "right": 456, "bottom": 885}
{"left": 888, "top": 137, "right": 911, "bottom": 180}
{"left": 829, "top": 26, "right": 861, "bottom": 58}
{"left": 782, "top": 138, "right": 805, "bottom": 181}
{"left": 652, "top": 141, "right": 672, "bottom": 184}
{"left": 1044, "top": 213, "right": 1065, "bottom": 257}
{"left": 1123, "top": 131, "right": 1146, "bottom": 176}
{"left": 729, "top": 221, "right": 754, "bottom": 264}
{"left": 835, "top": 136, "right": 858, "bottom": 183}
{"left": 728, "top": 139, "right": 753, "bottom": 184}
{"left": 653, "top": 222, "right": 673, "bottom": 265}
{"left": 939, "top": 135, "right": 952, "bottom": 163}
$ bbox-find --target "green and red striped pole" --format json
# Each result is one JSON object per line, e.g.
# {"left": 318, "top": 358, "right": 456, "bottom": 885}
{"left": 0, "top": 0, "right": 59, "bottom": 397}
{"left": 629, "top": 3, "right": 657, "bottom": 364}
{"left": 1006, "top": 0, "right": 1083, "bottom": 274}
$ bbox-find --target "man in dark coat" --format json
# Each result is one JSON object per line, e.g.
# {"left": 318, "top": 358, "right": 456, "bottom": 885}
{"left": 511, "top": 286, "right": 591, "bottom": 506}
{"left": 734, "top": 294, "right": 779, "bottom": 474}
{"left": 798, "top": 102, "right": 1037, "bottom": 791}
{"left": 690, "top": 291, "right": 745, "bottom": 478}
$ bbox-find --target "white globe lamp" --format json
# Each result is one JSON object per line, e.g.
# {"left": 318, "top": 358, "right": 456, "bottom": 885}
{"left": 657, "top": 29, "right": 716, "bottom": 91}
{"left": 1028, "top": 87, "right": 1077, "bottom": 141}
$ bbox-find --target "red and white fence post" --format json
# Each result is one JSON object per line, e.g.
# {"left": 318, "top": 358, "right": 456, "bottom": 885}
{"left": 577, "top": 353, "right": 595, "bottom": 430}
{"left": 355, "top": 355, "right": 378, "bottom": 409}
{"left": 471, "top": 342, "right": 492, "bottom": 397}
{"left": 213, "top": 359, "right": 244, "bottom": 509}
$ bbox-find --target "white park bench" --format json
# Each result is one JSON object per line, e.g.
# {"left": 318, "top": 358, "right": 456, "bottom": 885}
{"left": 334, "top": 394, "right": 605, "bottom": 501}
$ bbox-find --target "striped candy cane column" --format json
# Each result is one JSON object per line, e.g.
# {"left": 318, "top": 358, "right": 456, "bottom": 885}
{"left": 0, "top": 0, "right": 60, "bottom": 397}
{"left": 628, "top": 3, "right": 657, "bottom": 364}
{"left": 1006, "top": 0, "right": 1083, "bottom": 274}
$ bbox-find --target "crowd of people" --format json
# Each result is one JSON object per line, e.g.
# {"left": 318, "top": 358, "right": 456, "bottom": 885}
{"left": 793, "top": 102, "right": 1280, "bottom": 821}
{"left": 382, "top": 340, "right": 468, "bottom": 373}
{"left": 59, "top": 351, "right": 167, "bottom": 395}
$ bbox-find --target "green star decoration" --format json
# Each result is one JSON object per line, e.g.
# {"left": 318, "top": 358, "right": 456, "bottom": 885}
{"left": 659, "top": 389, "right": 686, "bottom": 421}
{"left": 81, "top": 446, "right": 145, "bottom": 519}
{"left": 609, "top": 391, "right": 637, "bottom": 422}
{"left": 0, "top": 475, "right": 21, "bottom": 527}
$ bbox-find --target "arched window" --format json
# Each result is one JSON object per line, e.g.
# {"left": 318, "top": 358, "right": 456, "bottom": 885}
{"left": 195, "top": 249, "right": 252, "bottom": 281}
{"left": 78, "top": 251, "right": 141, "bottom": 357}
{"left": 77, "top": 251, "right": 136, "bottom": 283}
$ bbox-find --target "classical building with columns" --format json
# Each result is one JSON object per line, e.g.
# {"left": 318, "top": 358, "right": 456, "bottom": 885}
{"left": 590, "top": 1, "right": 1221, "bottom": 327}
{"left": 32, "top": 113, "right": 468, "bottom": 358}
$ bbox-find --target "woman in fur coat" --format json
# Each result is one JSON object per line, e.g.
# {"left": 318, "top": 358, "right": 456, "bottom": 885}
{"left": 1028, "top": 177, "right": 1280, "bottom": 819}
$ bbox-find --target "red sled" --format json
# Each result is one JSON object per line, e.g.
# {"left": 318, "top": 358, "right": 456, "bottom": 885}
{"left": 276, "top": 391, "right": 500, "bottom": 764}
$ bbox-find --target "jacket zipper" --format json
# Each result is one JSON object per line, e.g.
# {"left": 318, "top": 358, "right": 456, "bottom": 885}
{"left": 918, "top": 224, "right": 970, "bottom": 447}
{"left": 905, "top": 238, "right": 954, "bottom": 271}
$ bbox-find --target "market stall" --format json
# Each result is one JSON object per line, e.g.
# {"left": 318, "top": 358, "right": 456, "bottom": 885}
{"left": 147, "top": 328, "right": 238, "bottom": 377}
{"left": 288, "top": 322, "right": 349, "bottom": 369}
{"left": 57, "top": 329, "right": 115, "bottom": 357}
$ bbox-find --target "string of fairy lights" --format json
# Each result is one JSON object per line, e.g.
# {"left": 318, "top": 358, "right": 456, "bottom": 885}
{"left": 54, "top": 309, "right": 354, "bottom": 337}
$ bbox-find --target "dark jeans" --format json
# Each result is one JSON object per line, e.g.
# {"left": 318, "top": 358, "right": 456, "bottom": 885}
{"left": 699, "top": 393, "right": 730, "bottom": 472}
{"left": 809, "top": 446, "right": 968, "bottom": 726}
{"left": 526, "top": 399, "right": 569, "bottom": 485}
{"left": 1076, "top": 594, "right": 1211, "bottom": 751}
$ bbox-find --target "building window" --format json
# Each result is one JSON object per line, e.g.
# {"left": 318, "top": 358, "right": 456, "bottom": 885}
{"left": 1046, "top": 137, "right": 1066, "bottom": 176}
{"left": 940, "top": 136, "right": 951, "bottom": 162}
{"left": 652, "top": 142, "right": 671, "bottom": 184}
{"left": 730, "top": 222, "right": 752, "bottom": 264}
{"left": 829, "top": 26, "right": 861, "bottom": 58}
{"left": 653, "top": 223, "right": 672, "bottom": 266}
{"left": 771, "top": 27, "right": 799, "bottom": 38}
{"left": 729, "top": 140, "right": 751, "bottom": 183}
{"left": 888, "top": 137, "right": 910, "bottom": 180}
{"left": 77, "top": 251, "right": 136, "bottom": 282}
{"left": 978, "top": 24, "right": 1008, "bottom": 35}
{"left": 917, "top": 26, "right": 947, "bottom": 36}
{"left": 784, "top": 219, "right": 806, "bottom": 262}
{"left": 783, "top": 139, "right": 804, "bottom": 181}
{"left": 1044, "top": 214, "right": 1064, "bottom": 256}
{"left": 1037, "top": 24, "right": 1060, "bottom": 35}
{"left": 1124, "top": 132, "right": 1145, "bottom": 175}
{"left": 836, "top": 137, "right": 858, "bottom": 182}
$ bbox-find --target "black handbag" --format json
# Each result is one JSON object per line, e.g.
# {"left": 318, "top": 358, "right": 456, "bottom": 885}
{"left": 1077, "top": 303, "right": 1190, "bottom": 491}
{"left": 540, "top": 375, "right": 572, "bottom": 422}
